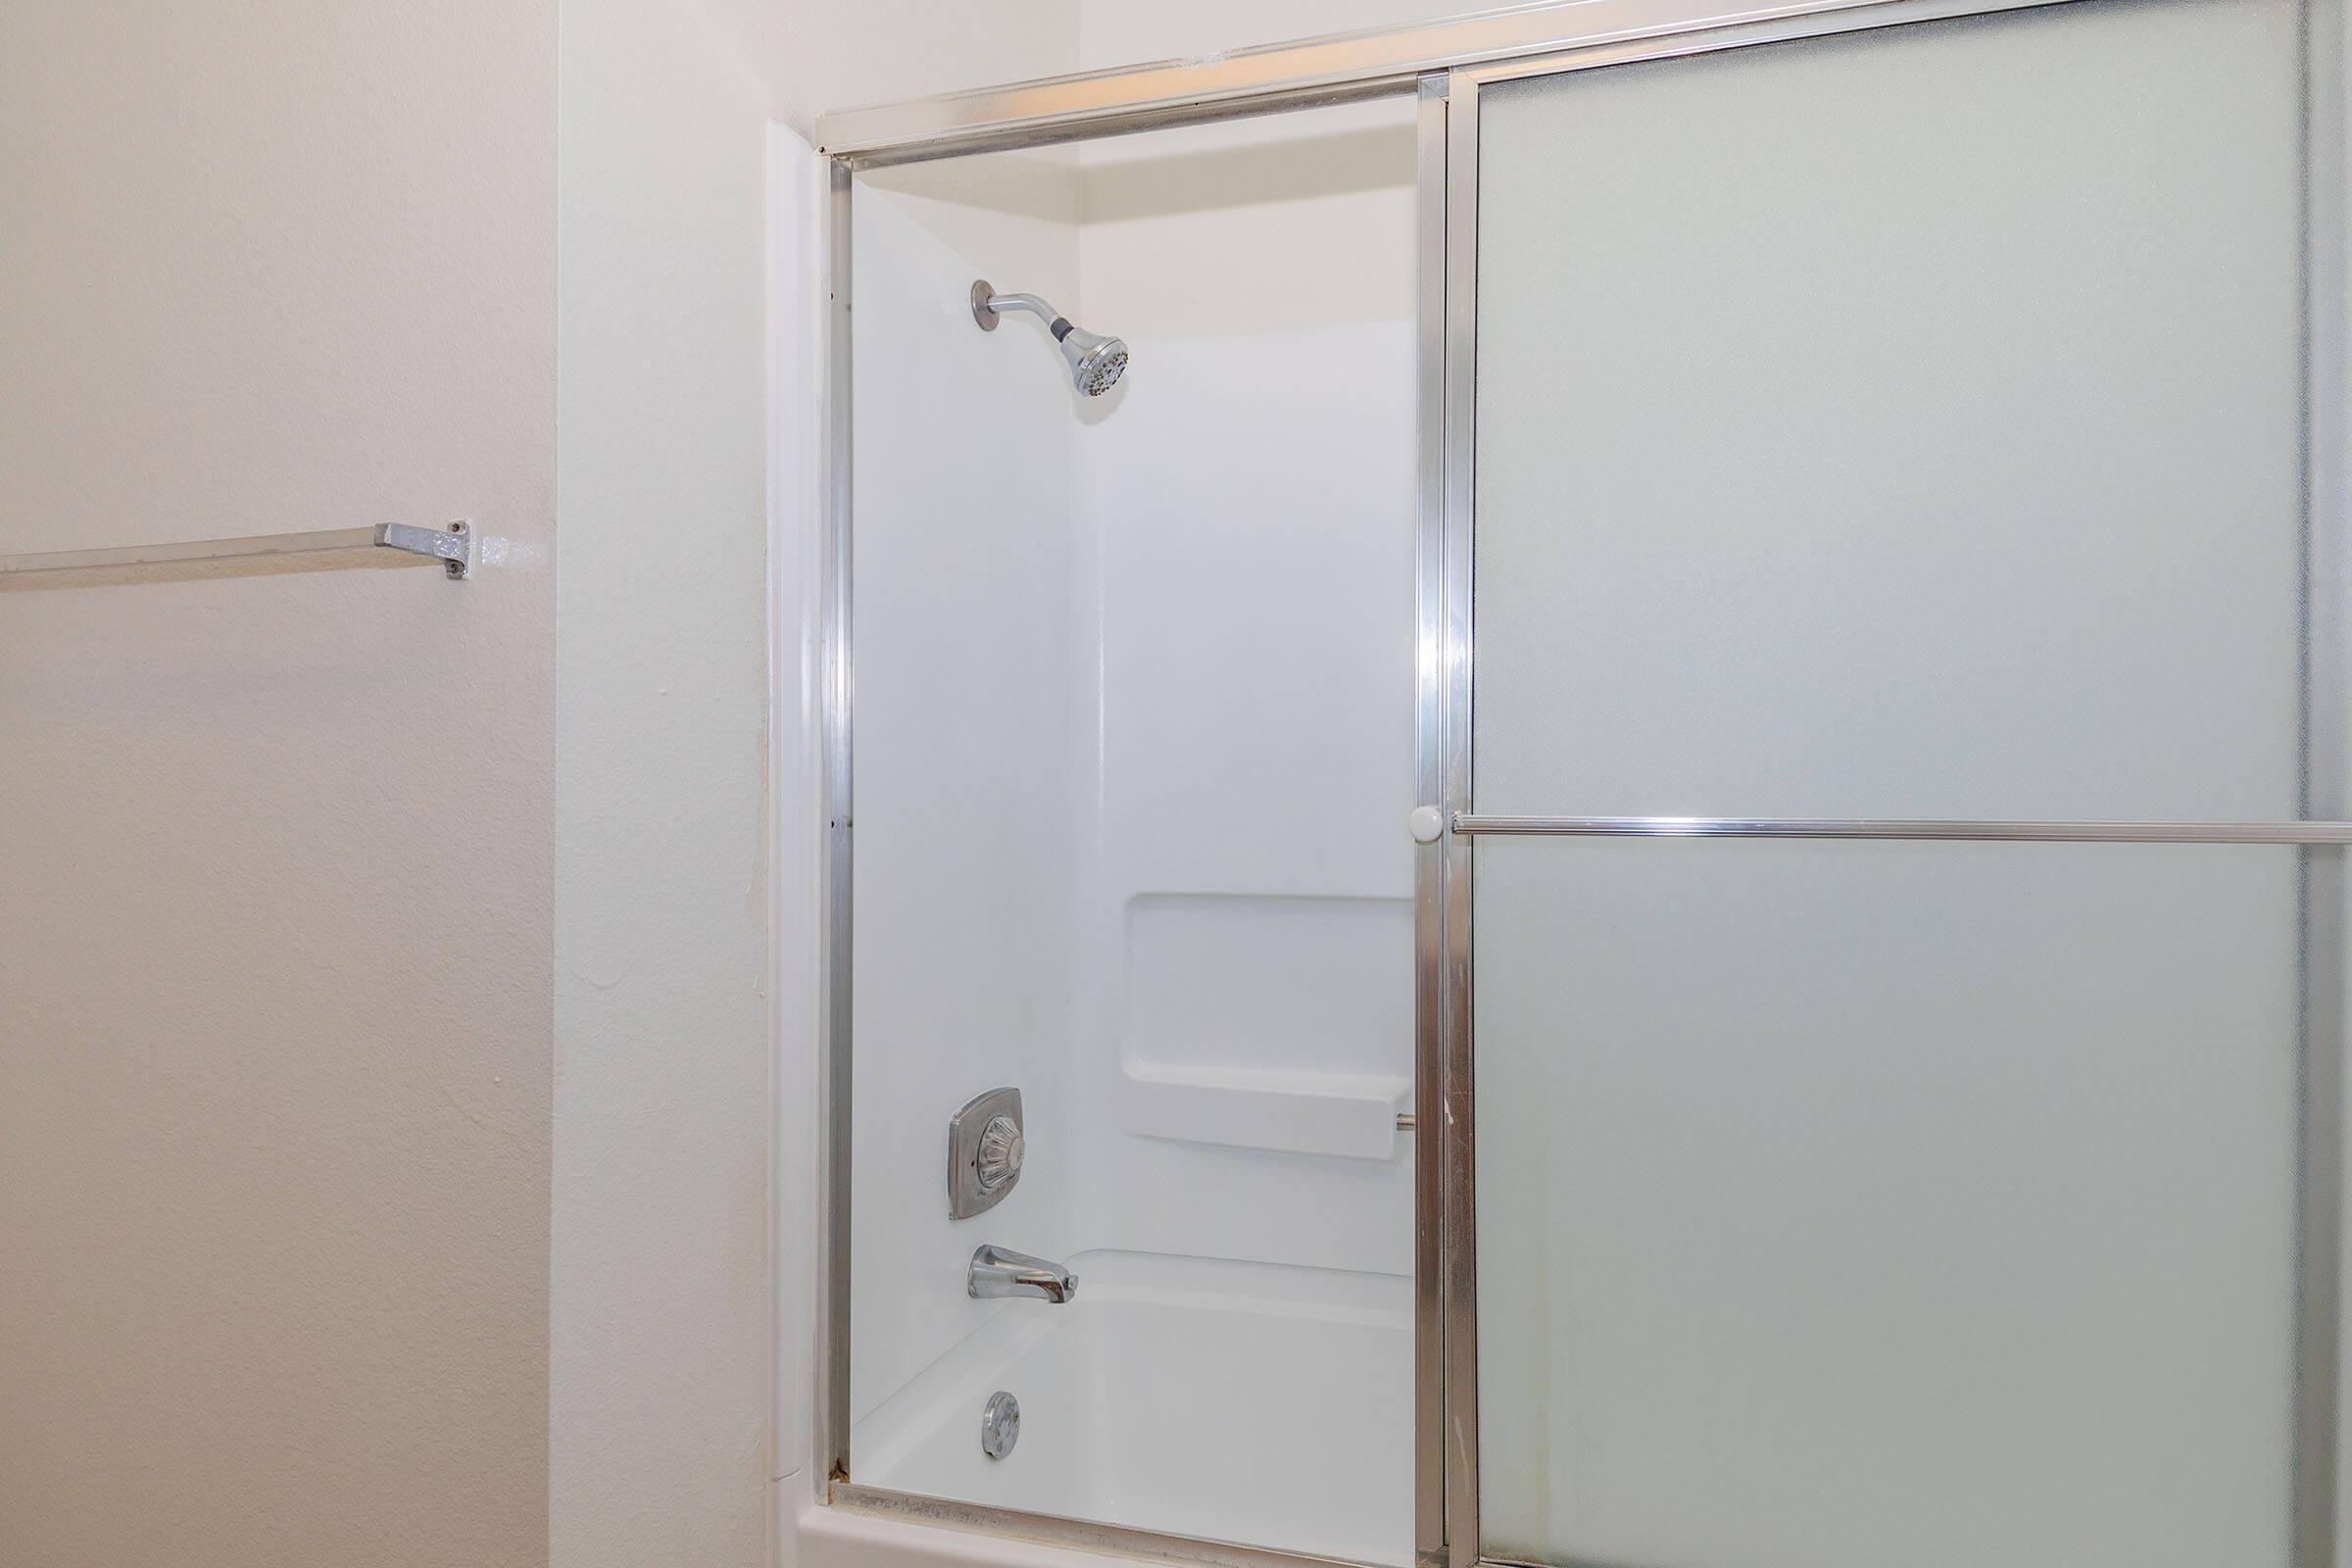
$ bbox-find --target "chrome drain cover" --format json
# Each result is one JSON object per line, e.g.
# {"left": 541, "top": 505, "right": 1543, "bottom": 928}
{"left": 980, "top": 1391, "right": 1020, "bottom": 1460}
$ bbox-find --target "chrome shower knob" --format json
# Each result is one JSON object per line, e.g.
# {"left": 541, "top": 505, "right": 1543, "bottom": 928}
{"left": 976, "top": 1114, "right": 1024, "bottom": 1194}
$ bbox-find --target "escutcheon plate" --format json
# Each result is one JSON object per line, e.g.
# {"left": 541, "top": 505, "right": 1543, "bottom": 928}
{"left": 947, "top": 1086, "right": 1024, "bottom": 1219}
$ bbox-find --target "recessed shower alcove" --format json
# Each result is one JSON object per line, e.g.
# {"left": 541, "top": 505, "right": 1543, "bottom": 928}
{"left": 838, "top": 92, "right": 1420, "bottom": 1562}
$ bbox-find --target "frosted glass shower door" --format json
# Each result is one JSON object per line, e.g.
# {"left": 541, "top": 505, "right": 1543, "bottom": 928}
{"left": 1465, "top": 1, "right": 2329, "bottom": 1566}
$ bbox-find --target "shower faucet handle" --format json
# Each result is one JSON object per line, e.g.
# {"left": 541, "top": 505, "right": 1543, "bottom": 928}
{"left": 975, "top": 1114, "right": 1024, "bottom": 1193}
{"left": 948, "top": 1086, "right": 1025, "bottom": 1219}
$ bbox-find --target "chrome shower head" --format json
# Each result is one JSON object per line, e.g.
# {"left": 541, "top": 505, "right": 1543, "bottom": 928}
{"left": 1056, "top": 323, "right": 1130, "bottom": 398}
{"left": 972, "top": 279, "right": 1129, "bottom": 398}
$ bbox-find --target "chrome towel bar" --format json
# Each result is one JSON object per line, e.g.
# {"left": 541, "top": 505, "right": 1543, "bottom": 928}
{"left": 1450, "top": 814, "right": 2352, "bottom": 845}
{"left": 0, "top": 521, "right": 475, "bottom": 581}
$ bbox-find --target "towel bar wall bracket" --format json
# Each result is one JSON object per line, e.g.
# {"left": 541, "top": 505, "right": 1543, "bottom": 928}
{"left": 377, "top": 521, "right": 475, "bottom": 579}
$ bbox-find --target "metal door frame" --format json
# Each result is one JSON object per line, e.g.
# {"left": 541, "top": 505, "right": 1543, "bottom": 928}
{"left": 811, "top": 3, "right": 2348, "bottom": 1565}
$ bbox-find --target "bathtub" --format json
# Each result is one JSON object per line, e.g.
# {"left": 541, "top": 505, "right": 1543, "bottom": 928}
{"left": 850, "top": 1250, "right": 1413, "bottom": 1566}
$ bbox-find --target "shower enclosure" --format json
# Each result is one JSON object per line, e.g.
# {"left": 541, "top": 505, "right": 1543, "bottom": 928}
{"left": 812, "top": 1, "right": 2352, "bottom": 1565}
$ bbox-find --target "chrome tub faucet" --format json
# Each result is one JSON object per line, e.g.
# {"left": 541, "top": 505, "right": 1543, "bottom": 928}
{"left": 967, "top": 1244, "right": 1078, "bottom": 1303}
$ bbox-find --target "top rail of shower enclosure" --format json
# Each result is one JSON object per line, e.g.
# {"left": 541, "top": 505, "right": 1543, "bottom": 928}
{"left": 815, "top": 0, "right": 2066, "bottom": 164}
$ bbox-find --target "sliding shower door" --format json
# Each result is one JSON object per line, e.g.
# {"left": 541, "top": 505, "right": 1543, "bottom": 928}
{"left": 1458, "top": 0, "right": 2338, "bottom": 1564}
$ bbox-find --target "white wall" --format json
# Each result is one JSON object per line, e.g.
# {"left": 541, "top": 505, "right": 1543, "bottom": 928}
{"left": 0, "top": 4, "right": 783, "bottom": 1564}
{"left": 0, "top": 4, "right": 556, "bottom": 1563}
{"left": 552, "top": 6, "right": 1092, "bottom": 1565}
{"left": 846, "top": 146, "right": 1087, "bottom": 1425}
{"left": 1077, "top": 0, "right": 1485, "bottom": 72}
{"left": 1068, "top": 100, "right": 1419, "bottom": 1278}
{"left": 550, "top": 2, "right": 780, "bottom": 1564}
{"left": 769, "top": 4, "right": 1077, "bottom": 134}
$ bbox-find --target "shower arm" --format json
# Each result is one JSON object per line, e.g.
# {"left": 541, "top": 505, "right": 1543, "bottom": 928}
{"left": 968, "top": 277, "right": 1130, "bottom": 399}
{"left": 973, "top": 288, "right": 1075, "bottom": 338}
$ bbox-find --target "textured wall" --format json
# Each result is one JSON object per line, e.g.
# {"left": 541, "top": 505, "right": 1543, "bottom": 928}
{"left": 0, "top": 3, "right": 556, "bottom": 1564}
{"left": 550, "top": 1, "right": 776, "bottom": 1563}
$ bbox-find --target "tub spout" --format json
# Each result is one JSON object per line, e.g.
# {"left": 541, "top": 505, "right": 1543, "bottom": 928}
{"left": 968, "top": 1244, "right": 1078, "bottom": 1303}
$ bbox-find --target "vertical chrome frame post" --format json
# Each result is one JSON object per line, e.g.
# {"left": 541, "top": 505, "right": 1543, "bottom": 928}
{"left": 818, "top": 155, "right": 856, "bottom": 1486}
{"left": 2296, "top": 1, "right": 2347, "bottom": 1562}
{"left": 1411, "top": 72, "right": 1454, "bottom": 1568}
{"left": 1437, "top": 65, "right": 1484, "bottom": 1568}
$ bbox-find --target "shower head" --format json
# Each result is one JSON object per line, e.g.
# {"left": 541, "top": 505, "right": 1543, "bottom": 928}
{"left": 971, "top": 279, "right": 1129, "bottom": 398}
{"left": 1056, "top": 323, "right": 1131, "bottom": 399}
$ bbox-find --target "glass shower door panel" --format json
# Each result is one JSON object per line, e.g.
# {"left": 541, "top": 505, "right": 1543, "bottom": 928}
{"left": 1469, "top": 0, "right": 2319, "bottom": 1564}
{"left": 1475, "top": 839, "right": 2301, "bottom": 1568}
{"left": 1472, "top": 0, "right": 2307, "bottom": 823}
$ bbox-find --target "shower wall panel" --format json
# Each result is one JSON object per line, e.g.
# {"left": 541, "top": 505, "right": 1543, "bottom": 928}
{"left": 850, "top": 151, "right": 1086, "bottom": 1424}
{"left": 1068, "top": 99, "right": 1421, "bottom": 1278}
{"left": 846, "top": 99, "right": 1422, "bottom": 1495}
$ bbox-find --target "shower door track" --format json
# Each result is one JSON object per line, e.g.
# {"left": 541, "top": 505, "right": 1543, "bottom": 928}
{"left": 812, "top": 6, "right": 2349, "bottom": 1568}
{"left": 815, "top": 0, "right": 2095, "bottom": 166}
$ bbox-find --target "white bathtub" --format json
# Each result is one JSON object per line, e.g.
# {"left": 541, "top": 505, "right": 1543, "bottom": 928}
{"left": 851, "top": 1250, "right": 1413, "bottom": 1565}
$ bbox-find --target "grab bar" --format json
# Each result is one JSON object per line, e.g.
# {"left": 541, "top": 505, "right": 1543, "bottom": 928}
{"left": 0, "top": 521, "right": 476, "bottom": 581}
{"left": 1449, "top": 814, "right": 2352, "bottom": 844}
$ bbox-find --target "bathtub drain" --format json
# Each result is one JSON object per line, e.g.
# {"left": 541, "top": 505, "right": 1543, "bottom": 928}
{"left": 981, "top": 1391, "right": 1020, "bottom": 1460}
